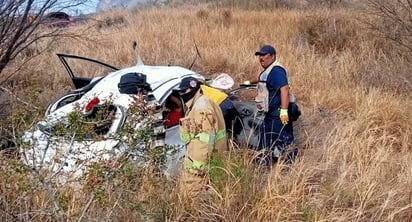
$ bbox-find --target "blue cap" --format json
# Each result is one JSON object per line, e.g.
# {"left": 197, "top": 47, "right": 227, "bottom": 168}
{"left": 255, "top": 45, "right": 276, "bottom": 56}
{"left": 176, "top": 76, "right": 199, "bottom": 91}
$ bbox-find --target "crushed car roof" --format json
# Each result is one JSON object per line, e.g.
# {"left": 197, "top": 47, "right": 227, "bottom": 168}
{"left": 83, "top": 64, "right": 204, "bottom": 105}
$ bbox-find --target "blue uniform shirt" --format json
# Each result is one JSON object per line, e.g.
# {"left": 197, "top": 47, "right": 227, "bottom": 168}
{"left": 265, "top": 66, "right": 288, "bottom": 112}
{"left": 257, "top": 64, "right": 295, "bottom": 162}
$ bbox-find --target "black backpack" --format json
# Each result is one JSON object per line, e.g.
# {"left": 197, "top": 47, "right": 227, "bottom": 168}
{"left": 118, "top": 73, "right": 151, "bottom": 95}
{"left": 288, "top": 102, "right": 301, "bottom": 122}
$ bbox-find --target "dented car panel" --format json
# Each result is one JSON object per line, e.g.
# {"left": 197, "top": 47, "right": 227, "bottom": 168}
{"left": 22, "top": 53, "right": 205, "bottom": 182}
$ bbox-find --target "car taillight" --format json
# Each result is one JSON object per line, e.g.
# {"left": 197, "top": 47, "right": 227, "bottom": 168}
{"left": 85, "top": 97, "right": 100, "bottom": 112}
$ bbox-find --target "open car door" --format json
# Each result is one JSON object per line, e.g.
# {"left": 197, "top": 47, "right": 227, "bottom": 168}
{"left": 57, "top": 54, "right": 119, "bottom": 89}
{"left": 45, "top": 54, "right": 120, "bottom": 115}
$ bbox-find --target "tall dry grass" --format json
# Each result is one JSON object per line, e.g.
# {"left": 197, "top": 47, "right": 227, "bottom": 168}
{"left": 1, "top": 5, "right": 411, "bottom": 221}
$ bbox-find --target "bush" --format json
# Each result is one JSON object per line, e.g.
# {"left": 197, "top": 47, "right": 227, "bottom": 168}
{"left": 365, "top": 0, "right": 412, "bottom": 56}
{"left": 298, "top": 11, "right": 361, "bottom": 55}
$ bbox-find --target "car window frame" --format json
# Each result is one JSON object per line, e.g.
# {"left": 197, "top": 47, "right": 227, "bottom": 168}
{"left": 57, "top": 53, "right": 119, "bottom": 89}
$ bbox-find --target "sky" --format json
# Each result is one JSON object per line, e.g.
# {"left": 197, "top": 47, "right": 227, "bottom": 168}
{"left": 76, "top": 0, "right": 164, "bottom": 14}
{"left": 66, "top": 0, "right": 163, "bottom": 15}
{"left": 69, "top": 0, "right": 98, "bottom": 15}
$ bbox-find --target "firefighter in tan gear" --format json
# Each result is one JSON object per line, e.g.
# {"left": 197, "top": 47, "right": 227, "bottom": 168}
{"left": 176, "top": 76, "right": 227, "bottom": 198}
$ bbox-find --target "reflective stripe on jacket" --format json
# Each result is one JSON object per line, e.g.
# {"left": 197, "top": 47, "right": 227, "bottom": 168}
{"left": 179, "top": 90, "right": 227, "bottom": 172}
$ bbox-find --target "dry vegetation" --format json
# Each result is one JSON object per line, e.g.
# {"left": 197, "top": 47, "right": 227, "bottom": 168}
{"left": 1, "top": 2, "right": 411, "bottom": 221}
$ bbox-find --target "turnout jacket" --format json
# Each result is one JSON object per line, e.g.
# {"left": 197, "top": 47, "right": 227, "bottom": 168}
{"left": 179, "top": 90, "right": 227, "bottom": 172}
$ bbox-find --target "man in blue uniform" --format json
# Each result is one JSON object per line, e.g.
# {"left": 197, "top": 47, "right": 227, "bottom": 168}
{"left": 244, "top": 44, "right": 296, "bottom": 166}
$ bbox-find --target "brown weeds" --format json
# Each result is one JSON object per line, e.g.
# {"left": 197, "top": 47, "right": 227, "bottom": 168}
{"left": 1, "top": 5, "right": 411, "bottom": 222}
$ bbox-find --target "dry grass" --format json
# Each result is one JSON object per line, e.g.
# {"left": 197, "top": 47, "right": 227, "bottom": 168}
{"left": 1, "top": 6, "right": 411, "bottom": 221}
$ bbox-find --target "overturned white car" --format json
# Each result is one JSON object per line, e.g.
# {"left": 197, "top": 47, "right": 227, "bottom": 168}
{"left": 21, "top": 44, "right": 262, "bottom": 183}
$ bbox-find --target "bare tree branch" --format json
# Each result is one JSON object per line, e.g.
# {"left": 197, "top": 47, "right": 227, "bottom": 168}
{"left": 366, "top": 0, "right": 412, "bottom": 53}
{"left": 0, "top": 0, "right": 89, "bottom": 75}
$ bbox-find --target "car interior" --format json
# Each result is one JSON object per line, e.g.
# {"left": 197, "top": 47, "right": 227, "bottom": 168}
{"left": 163, "top": 91, "right": 183, "bottom": 128}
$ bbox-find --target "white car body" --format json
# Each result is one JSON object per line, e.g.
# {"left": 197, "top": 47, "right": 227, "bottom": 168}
{"left": 22, "top": 51, "right": 206, "bottom": 182}
{"left": 21, "top": 49, "right": 261, "bottom": 184}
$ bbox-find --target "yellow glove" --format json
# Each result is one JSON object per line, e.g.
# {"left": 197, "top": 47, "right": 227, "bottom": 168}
{"left": 280, "top": 108, "right": 289, "bottom": 125}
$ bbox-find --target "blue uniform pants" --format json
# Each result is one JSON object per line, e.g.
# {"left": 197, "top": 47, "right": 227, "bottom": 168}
{"left": 256, "top": 111, "right": 295, "bottom": 166}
